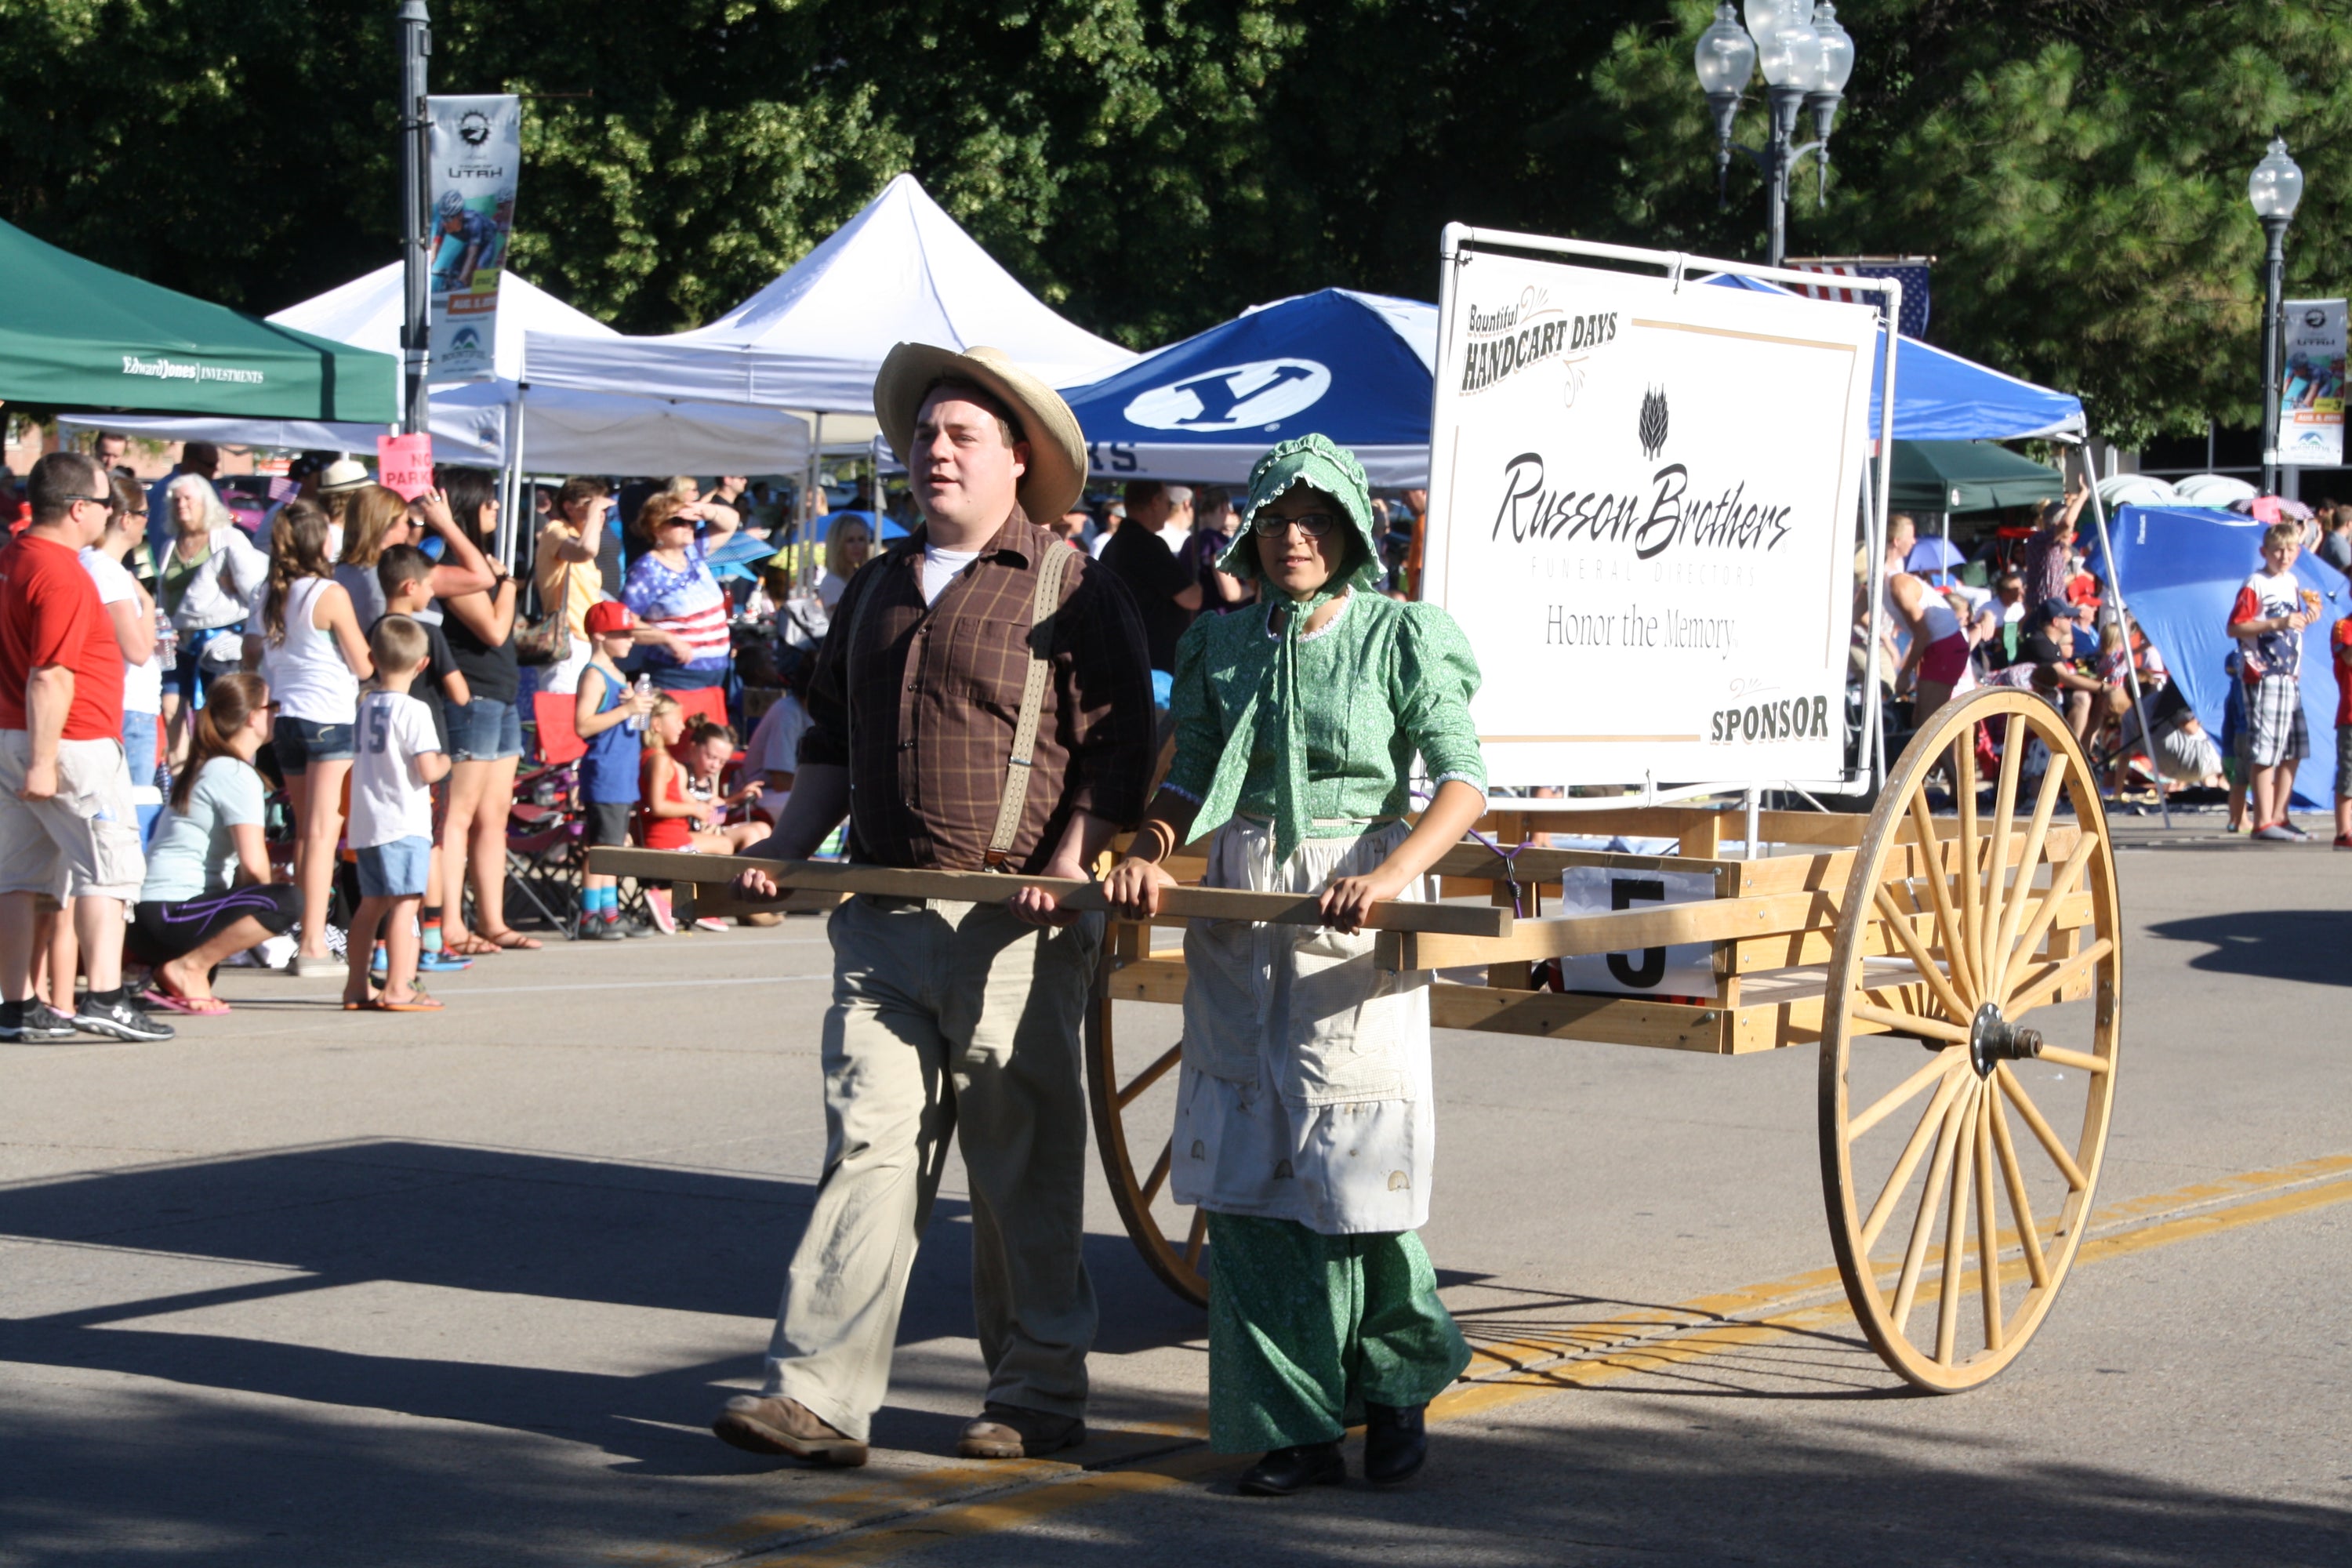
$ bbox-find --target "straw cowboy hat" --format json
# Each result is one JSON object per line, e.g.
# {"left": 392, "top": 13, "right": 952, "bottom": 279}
{"left": 316, "top": 458, "right": 371, "bottom": 495}
{"left": 873, "top": 343, "right": 1087, "bottom": 525}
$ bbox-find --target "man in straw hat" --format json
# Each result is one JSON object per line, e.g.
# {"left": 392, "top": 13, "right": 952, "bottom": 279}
{"left": 713, "top": 344, "right": 1155, "bottom": 1467}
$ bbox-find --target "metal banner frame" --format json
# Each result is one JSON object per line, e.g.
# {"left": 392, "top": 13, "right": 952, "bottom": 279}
{"left": 1428, "top": 225, "right": 1902, "bottom": 829}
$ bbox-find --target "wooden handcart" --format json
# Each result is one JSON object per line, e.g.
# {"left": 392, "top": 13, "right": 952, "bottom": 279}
{"left": 593, "top": 687, "right": 2120, "bottom": 1393}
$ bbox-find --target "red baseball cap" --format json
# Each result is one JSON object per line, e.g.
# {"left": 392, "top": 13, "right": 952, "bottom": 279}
{"left": 584, "top": 601, "right": 636, "bottom": 635}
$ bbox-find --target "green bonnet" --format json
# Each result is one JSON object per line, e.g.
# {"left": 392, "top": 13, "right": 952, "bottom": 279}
{"left": 1215, "top": 433, "right": 1388, "bottom": 595}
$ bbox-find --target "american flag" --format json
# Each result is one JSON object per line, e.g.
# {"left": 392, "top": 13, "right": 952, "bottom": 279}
{"left": 1787, "top": 258, "right": 1932, "bottom": 339}
{"left": 268, "top": 477, "right": 299, "bottom": 502}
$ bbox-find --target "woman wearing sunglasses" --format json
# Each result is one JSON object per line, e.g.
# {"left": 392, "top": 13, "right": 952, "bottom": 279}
{"left": 1103, "top": 434, "right": 1486, "bottom": 1496}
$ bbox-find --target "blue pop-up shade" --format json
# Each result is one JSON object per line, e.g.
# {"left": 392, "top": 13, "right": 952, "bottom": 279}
{"left": 1701, "top": 273, "right": 2084, "bottom": 442}
{"left": 1059, "top": 289, "right": 1436, "bottom": 487}
{"left": 2104, "top": 503, "right": 2349, "bottom": 808}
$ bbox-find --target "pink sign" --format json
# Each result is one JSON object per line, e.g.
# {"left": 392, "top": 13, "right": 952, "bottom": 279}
{"left": 375, "top": 433, "right": 434, "bottom": 501}
{"left": 2250, "top": 495, "right": 2283, "bottom": 524}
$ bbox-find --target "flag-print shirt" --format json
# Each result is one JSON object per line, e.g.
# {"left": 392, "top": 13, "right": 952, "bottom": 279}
{"left": 622, "top": 539, "right": 732, "bottom": 677}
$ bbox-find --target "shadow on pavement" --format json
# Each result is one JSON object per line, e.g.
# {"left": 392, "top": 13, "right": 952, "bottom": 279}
{"left": 2146, "top": 908, "right": 2352, "bottom": 987}
{"left": 0, "top": 1138, "right": 1205, "bottom": 1563}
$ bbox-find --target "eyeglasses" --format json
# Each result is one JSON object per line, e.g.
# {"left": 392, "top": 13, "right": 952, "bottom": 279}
{"left": 66, "top": 494, "right": 112, "bottom": 508}
{"left": 1250, "top": 511, "right": 1339, "bottom": 539}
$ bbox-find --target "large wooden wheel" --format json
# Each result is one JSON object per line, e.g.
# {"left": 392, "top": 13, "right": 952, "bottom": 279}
{"left": 1820, "top": 688, "right": 2122, "bottom": 1392}
{"left": 1085, "top": 943, "right": 1209, "bottom": 1305}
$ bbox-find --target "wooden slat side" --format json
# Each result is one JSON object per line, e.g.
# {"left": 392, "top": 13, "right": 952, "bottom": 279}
{"left": 1728, "top": 889, "right": 2096, "bottom": 975}
{"left": 1381, "top": 887, "right": 1835, "bottom": 971}
{"left": 1105, "top": 957, "right": 1189, "bottom": 1005}
{"left": 1428, "top": 985, "right": 1735, "bottom": 1053}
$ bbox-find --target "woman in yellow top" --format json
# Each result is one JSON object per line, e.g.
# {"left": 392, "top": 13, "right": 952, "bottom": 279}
{"left": 534, "top": 477, "right": 614, "bottom": 695}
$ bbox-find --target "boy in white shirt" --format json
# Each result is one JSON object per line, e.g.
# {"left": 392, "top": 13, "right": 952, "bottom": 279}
{"left": 343, "top": 616, "right": 450, "bottom": 1010}
{"left": 2227, "top": 521, "right": 2319, "bottom": 840}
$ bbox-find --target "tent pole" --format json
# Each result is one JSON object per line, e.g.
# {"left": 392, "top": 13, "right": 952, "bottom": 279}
{"left": 2080, "top": 445, "right": 2171, "bottom": 829}
{"left": 804, "top": 412, "right": 826, "bottom": 596}
{"left": 505, "top": 385, "right": 530, "bottom": 575}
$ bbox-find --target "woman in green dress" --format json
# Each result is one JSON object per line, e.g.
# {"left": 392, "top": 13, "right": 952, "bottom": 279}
{"left": 1104, "top": 434, "right": 1488, "bottom": 1494}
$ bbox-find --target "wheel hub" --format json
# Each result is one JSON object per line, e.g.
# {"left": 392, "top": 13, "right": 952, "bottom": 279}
{"left": 1967, "top": 1000, "right": 2042, "bottom": 1078}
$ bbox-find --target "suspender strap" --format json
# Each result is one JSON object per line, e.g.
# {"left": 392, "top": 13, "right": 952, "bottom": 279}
{"left": 983, "top": 543, "right": 1073, "bottom": 869}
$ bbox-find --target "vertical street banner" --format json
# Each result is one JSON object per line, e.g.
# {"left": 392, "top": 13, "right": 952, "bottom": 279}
{"left": 2279, "top": 299, "right": 2347, "bottom": 468}
{"left": 426, "top": 94, "right": 521, "bottom": 383}
{"left": 1423, "top": 252, "right": 1880, "bottom": 788}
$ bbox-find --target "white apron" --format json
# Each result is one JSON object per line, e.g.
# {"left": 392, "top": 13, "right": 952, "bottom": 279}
{"left": 1170, "top": 816, "right": 1437, "bottom": 1235}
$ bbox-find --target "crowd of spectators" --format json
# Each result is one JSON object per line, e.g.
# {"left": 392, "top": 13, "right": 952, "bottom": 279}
{"left": 1873, "top": 492, "right": 2352, "bottom": 846}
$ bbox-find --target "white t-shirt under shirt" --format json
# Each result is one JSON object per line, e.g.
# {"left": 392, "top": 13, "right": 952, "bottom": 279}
{"left": 919, "top": 545, "right": 980, "bottom": 605}
{"left": 746, "top": 691, "right": 811, "bottom": 820}
{"left": 348, "top": 689, "right": 441, "bottom": 848}
{"left": 79, "top": 546, "right": 164, "bottom": 715}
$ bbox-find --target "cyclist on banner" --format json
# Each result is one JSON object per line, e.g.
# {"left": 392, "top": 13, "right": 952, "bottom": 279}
{"left": 430, "top": 190, "right": 502, "bottom": 295}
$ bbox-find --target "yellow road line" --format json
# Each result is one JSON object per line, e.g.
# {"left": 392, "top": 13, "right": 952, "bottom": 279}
{"left": 655, "top": 1155, "right": 2352, "bottom": 1568}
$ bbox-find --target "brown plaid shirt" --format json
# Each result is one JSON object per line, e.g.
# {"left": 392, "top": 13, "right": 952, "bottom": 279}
{"left": 799, "top": 508, "right": 1156, "bottom": 873}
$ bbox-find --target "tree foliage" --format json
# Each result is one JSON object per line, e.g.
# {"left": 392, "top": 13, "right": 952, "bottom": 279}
{"left": 2, "top": 0, "right": 2343, "bottom": 442}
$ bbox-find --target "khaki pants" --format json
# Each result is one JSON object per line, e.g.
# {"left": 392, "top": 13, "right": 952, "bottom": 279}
{"left": 764, "top": 893, "right": 1103, "bottom": 1442}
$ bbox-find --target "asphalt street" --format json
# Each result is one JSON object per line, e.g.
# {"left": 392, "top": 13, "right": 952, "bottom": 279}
{"left": 2, "top": 810, "right": 2346, "bottom": 1567}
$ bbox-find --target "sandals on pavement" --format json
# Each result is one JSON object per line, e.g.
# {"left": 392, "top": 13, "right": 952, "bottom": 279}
{"left": 374, "top": 987, "right": 444, "bottom": 1012}
{"left": 143, "top": 985, "right": 230, "bottom": 1017}
{"left": 475, "top": 928, "right": 543, "bottom": 951}
{"left": 441, "top": 934, "right": 501, "bottom": 957}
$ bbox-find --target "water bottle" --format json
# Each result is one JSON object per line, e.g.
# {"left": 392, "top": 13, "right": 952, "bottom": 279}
{"left": 628, "top": 673, "right": 652, "bottom": 734}
{"left": 154, "top": 607, "right": 178, "bottom": 670}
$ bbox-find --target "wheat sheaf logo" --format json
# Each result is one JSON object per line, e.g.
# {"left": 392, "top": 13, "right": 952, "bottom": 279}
{"left": 1638, "top": 385, "right": 1669, "bottom": 459}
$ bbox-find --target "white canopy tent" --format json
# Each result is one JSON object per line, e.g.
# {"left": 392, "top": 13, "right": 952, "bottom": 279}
{"left": 59, "top": 264, "right": 812, "bottom": 474}
{"left": 522, "top": 173, "right": 1140, "bottom": 418}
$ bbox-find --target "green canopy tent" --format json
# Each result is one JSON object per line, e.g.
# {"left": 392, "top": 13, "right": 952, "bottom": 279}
{"left": 0, "top": 219, "right": 395, "bottom": 422}
{"left": 1887, "top": 439, "right": 2063, "bottom": 514}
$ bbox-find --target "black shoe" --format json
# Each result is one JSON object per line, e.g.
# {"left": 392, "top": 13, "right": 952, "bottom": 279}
{"left": 72, "top": 993, "right": 176, "bottom": 1042}
{"left": 1363, "top": 1403, "right": 1428, "bottom": 1486}
{"left": 0, "top": 1000, "right": 78, "bottom": 1043}
{"left": 577, "top": 914, "right": 622, "bottom": 940}
{"left": 1237, "top": 1441, "right": 1345, "bottom": 1496}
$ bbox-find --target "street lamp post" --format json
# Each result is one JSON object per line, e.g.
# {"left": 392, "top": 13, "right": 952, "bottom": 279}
{"left": 2248, "top": 136, "right": 2304, "bottom": 498}
{"left": 1693, "top": 1, "right": 1856, "bottom": 268}
{"left": 397, "top": 0, "right": 433, "bottom": 437}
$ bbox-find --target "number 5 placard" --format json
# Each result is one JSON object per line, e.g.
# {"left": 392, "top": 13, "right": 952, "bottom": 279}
{"left": 1554, "top": 866, "right": 1719, "bottom": 999}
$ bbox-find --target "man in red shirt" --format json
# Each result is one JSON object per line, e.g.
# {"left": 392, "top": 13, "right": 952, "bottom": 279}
{"left": 0, "top": 452, "right": 171, "bottom": 1042}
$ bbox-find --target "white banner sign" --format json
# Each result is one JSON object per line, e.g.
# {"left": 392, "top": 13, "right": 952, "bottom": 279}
{"left": 1425, "top": 253, "right": 1879, "bottom": 787}
{"left": 428, "top": 95, "right": 521, "bottom": 383}
{"left": 2280, "top": 298, "right": 2346, "bottom": 468}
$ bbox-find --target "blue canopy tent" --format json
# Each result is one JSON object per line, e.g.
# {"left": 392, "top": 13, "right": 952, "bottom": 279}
{"left": 1059, "top": 289, "right": 1435, "bottom": 487}
{"left": 2102, "top": 505, "right": 2345, "bottom": 808}
{"left": 1700, "top": 273, "right": 2085, "bottom": 441}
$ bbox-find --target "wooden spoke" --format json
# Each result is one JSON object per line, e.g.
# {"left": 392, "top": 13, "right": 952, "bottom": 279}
{"left": 1859, "top": 1066, "right": 1969, "bottom": 1253}
{"left": 1998, "top": 834, "right": 2097, "bottom": 1004}
{"left": 1849, "top": 1047, "right": 1964, "bottom": 1143}
{"left": 1989, "top": 753, "right": 2070, "bottom": 985}
{"left": 2005, "top": 938, "right": 2115, "bottom": 1021}
{"left": 1891, "top": 1078, "right": 1975, "bottom": 1330}
{"left": 1138, "top": 1137, "right": 1174, "bottom": 1206}
{"left": 1851, "top": 1001, "right": 1973, "bottom": 1045}
{"left": 1996, "top": 1062, "right": 2087, "bottom": 1191}
{"left": 1936, "top": 1086, "right": 1980, "bottom": 1364}
{"left": 1115, "top": 1044, "right": 1183, "bottom": 1110}
{"left": 1871, "top": 884, "right": 1974, "bottom": 1027}
{"left": 1952, "top": 739, "right": 1987, "bottom": 1003}
{"left": 1975, "top": 1088, "right": 2005, "bottom": 1353}
{"left": 2034, "top": 1045, "right": 2111, "bottom": 1076}
{"left": 1987, "top": 1089, "right": 2051, "bottom": 1289}
{"left": 1184, "top": 1207, "right": 1208, "bottom": 1267}
{"left": 1980, "top": 725, "right": 2025, "bottom": 987}
{"left": 1906, "top": 787, "right": 1979, "bottom": 1005}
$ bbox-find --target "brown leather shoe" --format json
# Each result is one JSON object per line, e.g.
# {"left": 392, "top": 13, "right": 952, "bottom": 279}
{"left": 956, "top": 1402, "right": 1086, "bottom": 1460}
{"left": 712, "top": 1394, "right": 869, "bottom": 1466}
